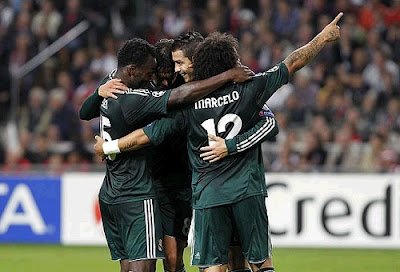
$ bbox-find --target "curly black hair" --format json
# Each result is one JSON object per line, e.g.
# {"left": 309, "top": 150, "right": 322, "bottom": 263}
{"left": 155, "top": 39, "right": 174, "bottom": 75}
{"left": 172, "top": 31, "right": 204, "bottom": 59}
{"left": 117, "top": 38, "right": 155, "bottom": 68}
{"left": 193, "top": 32, "right": 239, "bottom": 81}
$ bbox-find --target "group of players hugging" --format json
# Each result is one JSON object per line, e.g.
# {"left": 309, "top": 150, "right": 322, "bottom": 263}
{"left": 79, "top": 12, "right": 343, "bottom": 272}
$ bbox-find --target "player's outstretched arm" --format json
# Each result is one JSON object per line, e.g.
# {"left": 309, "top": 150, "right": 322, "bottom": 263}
{"left": 80, "top": 78, "right": 127, "bottom": 120}
{"left": 167, "top": 66, "right": 254, "bottom": 109}
{"left": 283, "top": 12, "right": 343, "bottom": 76}
{"left": 94, "top": 112, "right": 184, "bottom": 158}
{"left": 94, "top": 128, "right": 151, "bottom": 158}
{"left": 200, "top": 106, "right": 279, "bottom": 162}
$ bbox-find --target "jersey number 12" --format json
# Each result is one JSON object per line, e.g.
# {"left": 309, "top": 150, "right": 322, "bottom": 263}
{"left": 201, "top": 113, "right": 242, "bottom": 145}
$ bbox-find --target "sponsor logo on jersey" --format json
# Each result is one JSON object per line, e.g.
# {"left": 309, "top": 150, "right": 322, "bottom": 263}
{"left": 194, "top": 91, "right": 240, "bottom": 110}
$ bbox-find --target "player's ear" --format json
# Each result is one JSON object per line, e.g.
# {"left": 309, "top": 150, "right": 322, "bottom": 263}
{"left": 127, "top": 64, "right": 137, "bottom": 77}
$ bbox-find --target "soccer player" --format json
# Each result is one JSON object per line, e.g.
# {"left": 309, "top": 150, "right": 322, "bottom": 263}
{"left": 94, "top": 13, "right": 343, "bottom": 272}
{"left": 171, "top": 31, "right": 274, "bottom": 272}
{"left": 86, "top": 37, "right": 276, "bottom": 272}
{"left": 79, "top": 38, "right": 253, "bottom": 272}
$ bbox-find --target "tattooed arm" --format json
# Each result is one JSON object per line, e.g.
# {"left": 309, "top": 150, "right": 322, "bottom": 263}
{"left": 283, "top": 12, "right": 343, "bottom": 76}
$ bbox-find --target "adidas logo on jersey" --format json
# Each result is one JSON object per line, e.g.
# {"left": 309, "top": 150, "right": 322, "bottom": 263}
{"left": 194, "top": 252, "right": 200, "bottom": 259}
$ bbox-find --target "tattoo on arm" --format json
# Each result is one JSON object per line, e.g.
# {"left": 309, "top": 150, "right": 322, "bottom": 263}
{"left": 123, "top": 138, "right": 139, "bottom": 152}
{"left": 284, "top": 34, "right": 327, "bottom": 74}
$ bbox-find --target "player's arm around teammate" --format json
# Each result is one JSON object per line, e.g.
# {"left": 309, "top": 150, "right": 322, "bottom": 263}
{"left": 80, "top": 65, "right": 253, "bottom": 121}
{"left": 199, "top": 104, "right": 279, "bottom": 162}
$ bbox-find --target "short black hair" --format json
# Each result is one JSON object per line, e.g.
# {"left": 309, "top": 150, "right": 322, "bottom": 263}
{"left": 155, "top": 39, "right": 174, "bottom": 75}
{"left": 193, "top": 32, "right": 239, "bottom": 81}
{"left": 172, "top": 31, "right": 204, "bottom": 59}
{"left": 117, "top": 38, "right": 155, "bottom": 68}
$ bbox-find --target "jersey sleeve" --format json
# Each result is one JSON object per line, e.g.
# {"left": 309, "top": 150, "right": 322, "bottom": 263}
{"left": 252, "top": 62, "right": 289, "bottom": 107}
{"left": 225, "top": 104, "right": 278, "bottom": 154}
{"left": 143, "top": 111, "right": 186, "bottom": 146}
{"left": 79, "top": 76, "right": 110, "bottom": 120}
{"left": 119, "top": 89, "right": 172, "bottom": 126}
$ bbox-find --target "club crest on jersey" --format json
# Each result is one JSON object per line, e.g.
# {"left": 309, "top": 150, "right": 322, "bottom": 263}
{"left": 151, "top": 90, "right": 167, "bottom": 97}
{"left": 101, "top": 99, "right": 108, "bottom": 109}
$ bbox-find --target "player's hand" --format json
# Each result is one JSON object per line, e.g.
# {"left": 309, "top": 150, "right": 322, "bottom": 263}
{"left": 229, "top": 66, "right": 254, "bottom": 83}
{"left": 98, "top": 79, "right": 128, "bottom": 99}
{"left": 94, "top": 135, "right": 106, "bottom": 159}
{"left": 320, "top": 12, "right": 343, "bottom": 43}
{"left": 200, "top": 135, "right": 228, "bottom": 163}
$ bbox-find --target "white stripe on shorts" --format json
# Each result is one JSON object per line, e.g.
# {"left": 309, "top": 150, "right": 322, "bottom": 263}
{"left": 144, "top": 199, "right": 156, "bottom": 259}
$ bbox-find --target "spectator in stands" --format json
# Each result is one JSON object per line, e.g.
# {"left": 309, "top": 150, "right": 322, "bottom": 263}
{"left": 47, "top": 87, "right": 80, "bottom": 142}
{"left": 1, "top": 0, "right": 400, "bottom": 172}
{"left": 18, "top": 86, "right": 49, "bottom": 137}
{"left": 298, "top": 131, "right": 327, "bottom": 172}
{"left": 325, "top": 124, "right": 363, "bottom": 172}
{"left": 360, "top": 132, "right": 387, "bottom": 172}
{"left": 31, "top": 0, "right": 61, "bottom": 41}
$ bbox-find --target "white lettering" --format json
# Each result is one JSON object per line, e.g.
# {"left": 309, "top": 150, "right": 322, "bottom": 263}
{"left": 0, "top": 184, "right": 47, "bottom": 234}
{"left": 195, "top": 91, "right": 240, "bottom": 110}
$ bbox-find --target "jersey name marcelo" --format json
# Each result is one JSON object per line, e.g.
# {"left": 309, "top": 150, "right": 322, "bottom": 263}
{"left": 194, "top": 91, "right": 239, "bottom": 110}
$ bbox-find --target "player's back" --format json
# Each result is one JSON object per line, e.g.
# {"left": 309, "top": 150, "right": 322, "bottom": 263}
{"left": 98, "top": 87, "right": 171, "bottom": 204}
{"left": 185, "top": 62, "right": 289, "bottom": 209}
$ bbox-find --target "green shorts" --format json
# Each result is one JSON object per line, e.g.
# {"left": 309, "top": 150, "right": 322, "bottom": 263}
{"left": 156, "top": 183, "right": 192, "bottom": 242}
{"left": 99, "top": 198, "right": 164, "bottom": 261}
{"left": 190, "top": 195, "right": 272, "bottom": 267}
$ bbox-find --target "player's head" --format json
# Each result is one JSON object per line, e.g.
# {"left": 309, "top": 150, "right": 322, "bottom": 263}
{"left": 193, "top": 32, "right": 239, "bottom": 81}
{"left": 172, "top": 31, "right": 204, "bottom": 82}
{"left": 117, "top": 38, "right": 156, "bottom": 88}
{"left": 154, "top": 39, "right": 179, "bottom": 89}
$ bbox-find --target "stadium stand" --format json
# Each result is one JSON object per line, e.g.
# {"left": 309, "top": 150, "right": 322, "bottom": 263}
{"left": 0, "top": 0, "right": 399, "bottom": 173}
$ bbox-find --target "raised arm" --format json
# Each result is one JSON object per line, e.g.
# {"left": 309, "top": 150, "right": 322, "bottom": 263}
{"left": 167, "top": 66, "right": 253, "bottom": 109}
{"left": 200, "top": 106, "right": 279, "bottom": 162}
{"left": 283, "top": 12, "right": 343, "bottom": 76}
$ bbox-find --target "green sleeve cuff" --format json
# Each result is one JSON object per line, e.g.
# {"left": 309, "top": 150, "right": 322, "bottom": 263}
{"left": 225, "top": 139, "right": 237, "bottom": 154}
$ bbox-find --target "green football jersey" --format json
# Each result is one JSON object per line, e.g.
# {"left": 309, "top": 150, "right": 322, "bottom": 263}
{"left": 144, "top": 62, "right": 289, "bottom": 209}
{"left": 98, "top": 87, "right": 172, "bottom": 204}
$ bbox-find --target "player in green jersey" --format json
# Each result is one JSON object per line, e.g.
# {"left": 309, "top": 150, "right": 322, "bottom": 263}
{"left": 171, "top": 31, "right": 273, "bottom": 272}
{"left": 85, "top": 35, "right": 275, "bottom": 272}
{"left": 80, "top": 37, "right": 253, "bottom": 272}
{"left": 93, "top": 12, "right": 343, "bottom": 272}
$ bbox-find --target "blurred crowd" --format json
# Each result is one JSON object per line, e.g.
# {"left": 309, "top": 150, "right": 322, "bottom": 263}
{"left": 1, "top": 0, "right": 400, "bottom": 173}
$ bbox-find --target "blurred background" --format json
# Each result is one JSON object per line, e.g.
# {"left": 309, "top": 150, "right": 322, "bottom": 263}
{"left": 0, "top": 0, "right": 400, "bottom": 173}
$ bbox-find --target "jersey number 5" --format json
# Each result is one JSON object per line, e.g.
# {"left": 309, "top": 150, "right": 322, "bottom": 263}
{"left": 100, "top": 115, "right": 116, "bottom": 161}
{"left": 201, "top": 113, "right": 242, "bottom": 145}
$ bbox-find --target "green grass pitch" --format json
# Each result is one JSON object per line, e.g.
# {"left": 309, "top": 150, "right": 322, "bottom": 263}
{"left": 0, "top": 245, "right": 399, "bottom": 272}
